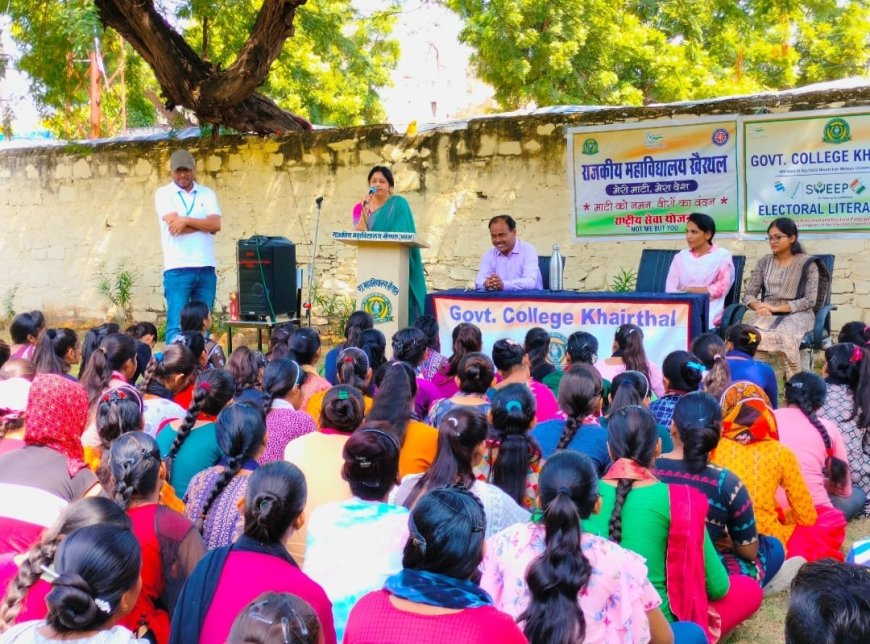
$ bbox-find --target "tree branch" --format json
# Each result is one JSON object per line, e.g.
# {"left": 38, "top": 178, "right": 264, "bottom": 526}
{"left": 202, "top": 0, "right": 308, "bottom": 106}
{"left": 93, "top": 0, "right": 312, "bottom": 133}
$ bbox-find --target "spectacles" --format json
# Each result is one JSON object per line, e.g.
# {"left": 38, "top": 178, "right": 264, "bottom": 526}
{"left": 767, "top": 234, "right": 789, "bottom": 243}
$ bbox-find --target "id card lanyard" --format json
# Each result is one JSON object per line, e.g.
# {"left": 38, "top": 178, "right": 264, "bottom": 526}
{"left": 177, "top": 189, "right": 197, "bottom": 216}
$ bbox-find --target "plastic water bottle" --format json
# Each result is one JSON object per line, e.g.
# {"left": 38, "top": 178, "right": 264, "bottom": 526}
{"left": 549, "top": 244, "right": 563, "bottom": 291}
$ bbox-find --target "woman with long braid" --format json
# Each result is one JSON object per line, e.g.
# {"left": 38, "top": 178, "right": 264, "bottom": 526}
{"left": 155, "top": 369, "right": 235, "bottom": 497}
{"left": 774, "top": 372, "right": 858, "bottom": 556}
{"left": 819, "top": 342, "right": 870, "bottom": 517}
{"left": 184, "top": 403, "right": 267, "bottom": 549}
{"left": 260, "top": 359, "right": 314, "bottom": 463}
{"left": 109, "top": 432, "right": 204, "bottom": 643}
{"left": 583, "top": 405, "right": 729, "bottom": 643}
{"left": 0, "top": 499, "right": 129, "bottom": 632}
{"left": 531, "top": 363, "right": 609, "bottom": 471}
{"left": 481, "top": 451, "right": 672, "bottom": 644}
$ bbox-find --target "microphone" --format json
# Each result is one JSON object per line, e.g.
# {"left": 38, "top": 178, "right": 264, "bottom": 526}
{"left": 368, "top": 186, "right": 377, "bottom": 195}
{"left": 315, "top": 196, "right": 324, "bottom": 207}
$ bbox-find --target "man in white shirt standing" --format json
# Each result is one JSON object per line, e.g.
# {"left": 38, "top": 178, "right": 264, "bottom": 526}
{"left": 155, "top": 149, "right": 222, "bottom": 343}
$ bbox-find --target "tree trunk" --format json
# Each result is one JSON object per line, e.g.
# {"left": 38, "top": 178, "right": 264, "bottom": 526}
{"left": 93, "top": 0, "right": 312, "bottom": 134}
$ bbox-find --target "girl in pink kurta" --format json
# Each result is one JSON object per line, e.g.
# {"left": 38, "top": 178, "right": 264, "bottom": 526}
{"left": 489, "top": 338, "right": 560, "bottom": 422}
{"left": 260, "top": 359, "right": 315, "bottom": 464}
{"left": 171, "top": 461, "right": 336, "bottom": 644}
{"left": 774, "top": 372, "right": 852, "bottom": 561}
{"left": 595, "top": 324, "right": 666, "bottom": 398}
{"left": 480, "top": 450, "right": 671, "bottom": 644}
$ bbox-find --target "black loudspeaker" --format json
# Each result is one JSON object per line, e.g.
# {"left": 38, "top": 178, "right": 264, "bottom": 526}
{"left": 237, "top": 236, "right": 298, "bottom": 320}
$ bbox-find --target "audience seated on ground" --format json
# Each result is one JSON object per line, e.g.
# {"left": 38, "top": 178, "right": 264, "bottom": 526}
{"left": 531, "top": 363, "right": 609, "bottom": 471}
{"left": 481, "top": 450, "right": 674, "bottom": 644}
{"left": 725, "top": 324, "right": 779, "bottom": 407}
{"left": 283, "top": 386, "right": 366, "bottom": 563}
{"left": 305, "top": 347, "right": 371, "bottom": 429}
{"left": 489, "top": 338, "right": 559, "bottom": 422}
{"left": 819, "top": 342, "right": 870, "bottom": 518}
{"left": 430, "top": 322, "right": 482, "bottom": 399}
{"left": 655, "top": 393, "right": 784, "bottom": 594}
{"left": 392, "top": 408, "right": 527, "bottom": 538}
{"left": 595, "top": 323, "right": 665, "bottom": 397}
{"left": 172, "top": 461, "right": 337, "bottom": 644}
{"left": 6, "top": 306, "right": 870, "bottom": 644}
{"left": 261, "top": 358, "right": 315, "bottom": 462}
{"left": 582, "top": 406, "right": 730, "bottom": 643}
{"left": 343, "top": 487, "right": 527, "bottom": 643}
{"left": 426, "top": 352, "right": 494, "bottom": 427}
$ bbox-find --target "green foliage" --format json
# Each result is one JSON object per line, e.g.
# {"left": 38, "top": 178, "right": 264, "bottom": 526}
{"left": 7, "top": 0, "right": 157, "bottom": 138}
{"left": 183, "top": 0, "right": 400, "bottom": 126}
{"left": 2, "top": 286, "right": 18, "bottom": 321}
{"left": 310, "top": 283, "right": 356, "bottom": 338}
{"left": 96, "top": 266, "right": 137, "bottom": 322}
{"left": 446, "top": 0, "right": 870, "bottom": 109}
{"left": 5, "top": 0, "right": 399, "bottom": 136}
{"left": 610, "top": 267, "right": 637, "bottom": 293}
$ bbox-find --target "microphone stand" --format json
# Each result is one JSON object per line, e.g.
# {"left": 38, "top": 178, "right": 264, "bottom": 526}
{"left": 305, "top": 196, "right": 324, "bottom": 328}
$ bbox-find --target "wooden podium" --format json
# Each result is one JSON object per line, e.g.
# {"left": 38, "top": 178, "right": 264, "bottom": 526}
{"left": 332, "top": 231, "right": 428, "bottom": 338}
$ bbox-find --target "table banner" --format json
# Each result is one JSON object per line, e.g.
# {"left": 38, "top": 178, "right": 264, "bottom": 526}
{"left": 432, "top": 294, "right": 691, "bottom": 369}
{"left": 569, "top": 119, "right": 740, "bottom": 238}
{"left": 744, "top": 111, "right": 870, "bottom": 232}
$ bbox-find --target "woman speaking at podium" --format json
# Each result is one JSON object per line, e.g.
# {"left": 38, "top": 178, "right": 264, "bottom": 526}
{"left": 353, "top": 165, "right": 426, "bottom": 323}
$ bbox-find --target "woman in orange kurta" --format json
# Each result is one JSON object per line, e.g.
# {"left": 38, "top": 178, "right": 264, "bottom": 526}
{"left": 367, "top": 361, "right": 438, "bottom": 479}
{"left": 712, "top": 382, "right": 819, "bottom": 558}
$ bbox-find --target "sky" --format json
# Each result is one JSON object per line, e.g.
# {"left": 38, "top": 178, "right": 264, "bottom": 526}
{"left": 0, "top": 1, "right": 495, "bottom": 137}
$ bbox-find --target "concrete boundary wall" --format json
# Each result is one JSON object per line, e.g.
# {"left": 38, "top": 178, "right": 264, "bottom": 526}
{"left": 2, "top": 86, "right": 869, "bottom": 329}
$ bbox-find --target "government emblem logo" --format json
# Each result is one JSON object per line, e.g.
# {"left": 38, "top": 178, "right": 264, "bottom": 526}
{"left": 361, "top": 292, "right": 394, "bottom": 324}
{"left": 582, "top": 138, "right": 599, "bottom": 155}
{"left": 822, "top": 118, "right": 850, "bottom": 144}
{"left": 547, "top": 332, "right": 568, "bottom": 368}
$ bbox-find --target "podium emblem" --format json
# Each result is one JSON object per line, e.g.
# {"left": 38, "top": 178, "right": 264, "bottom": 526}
{"left": 547, "top": 332, "right": 568, "bottom": 367}
{"left": 362, "top": 292, "right": 394, "bottom": 324}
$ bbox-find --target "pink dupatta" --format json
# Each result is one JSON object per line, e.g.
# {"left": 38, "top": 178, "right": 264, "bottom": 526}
{"left": 666, "top": 484, "right": 721, "bottom": 643}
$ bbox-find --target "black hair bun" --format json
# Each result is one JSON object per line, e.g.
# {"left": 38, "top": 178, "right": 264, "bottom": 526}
{"left": 46, "top": 572, "right": 102, "bottom": 631}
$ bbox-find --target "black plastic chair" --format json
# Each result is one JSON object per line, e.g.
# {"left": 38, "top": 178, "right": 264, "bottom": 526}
{"left": 635, "top": 249, "right": 745, "bottom": 298}
{"left": 538, "top": 255, "right": 566, "bottom": 291}
{"left": 800, "top": 255, "right": 836, "bottom": 361}
{"left": 635, "top": 249, "right": 678, "bottom": 292}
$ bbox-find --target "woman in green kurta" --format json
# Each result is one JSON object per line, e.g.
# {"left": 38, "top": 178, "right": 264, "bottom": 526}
{"left": 353, "top": 166, "right": 426, "bottom": 323}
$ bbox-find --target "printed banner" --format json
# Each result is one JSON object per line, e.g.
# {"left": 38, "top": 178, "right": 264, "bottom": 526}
{"left": 569, "top": 120, "right": 739, "bottom": 238}
{"left": 432, "top": 295, "right": 691, "bottom": 369}
{"left": 744, "top": 112, "right": 870, "bottom": 232}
